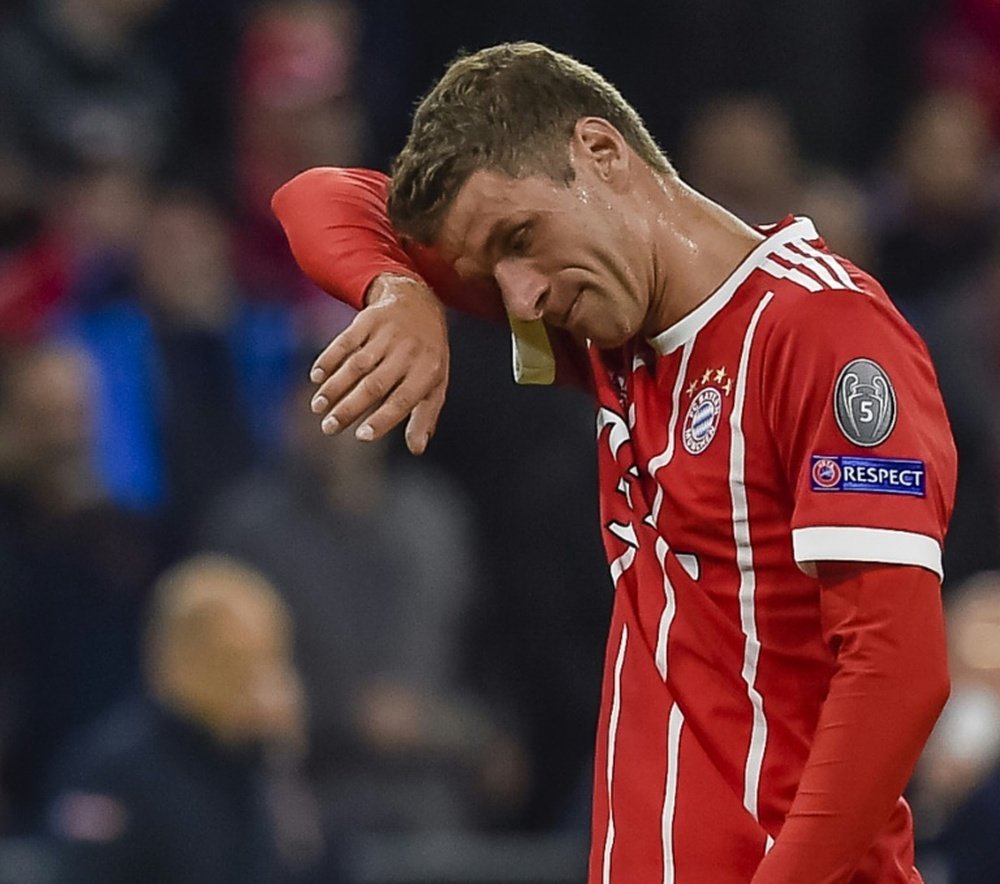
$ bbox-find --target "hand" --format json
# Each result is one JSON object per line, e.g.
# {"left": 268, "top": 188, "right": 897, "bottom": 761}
{"left": 309, "top": 274, "right": 449, "bottom": 454}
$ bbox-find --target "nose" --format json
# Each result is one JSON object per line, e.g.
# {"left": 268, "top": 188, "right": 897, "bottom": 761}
{"left": 494, "top": 258, "right": 549, "bottom": 321}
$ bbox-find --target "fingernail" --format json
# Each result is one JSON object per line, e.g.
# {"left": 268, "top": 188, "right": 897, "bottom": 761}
{"left": 311, "top": 395, "right": 328, "bottom": 414}
{"left": 322, "top": 415, "right": 340, "bottom": 434}
{"left": 356, "top": 424, "right": 374, "bottom": 441}
{"left": 310, "top": 367, "right": 325, "bottom": 383}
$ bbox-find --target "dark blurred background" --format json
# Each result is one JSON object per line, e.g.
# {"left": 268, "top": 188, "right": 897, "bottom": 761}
{"left": 0, "top": 1, "right": 998, "bottom": 882}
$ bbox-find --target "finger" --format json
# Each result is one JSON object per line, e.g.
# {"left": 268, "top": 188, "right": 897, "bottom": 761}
{"left": 310, "top": 315, "right": 373, "bottom": 383}
{"left": 310, "top": 340, "right": 388, "bottom": 419}
{"left": 403, "top": 385, "right": 446, "bottom": 455}
{"left": 320, "top": 356, "right": 408, "bottom": 435}
{"left": 352, "top": 375, "right": 431, "bottom": 444}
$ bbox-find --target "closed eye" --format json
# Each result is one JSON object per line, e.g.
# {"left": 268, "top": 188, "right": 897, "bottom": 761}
{"left": 507, "top": 223, "right": 532, "bottom": 255}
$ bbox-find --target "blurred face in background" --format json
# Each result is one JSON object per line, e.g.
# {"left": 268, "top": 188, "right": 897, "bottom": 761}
{"left": 138, "top": 192, "right": 234, "bottom": 327}
{"left": 897, "top": 90, "right": 993, "bottom": 218}
{"left": 0, "top": 345, "right": 95, "bottom": 484}
{"left": 239, "top": 0, "right": 364, "bottom": 208}
{"left": 149, "top": 558, "right": 306, "bottom": 750}
{"left": 89, "top": 0, "right": 169, "bottom": 28}
{"left": 61, "top": 167, "right": 150, "bottom": 257}
{"left": 682, "top": 95, "right": 802, "bottom": 223}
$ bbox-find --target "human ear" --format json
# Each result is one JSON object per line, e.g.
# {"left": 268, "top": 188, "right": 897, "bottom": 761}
{"left": 572, "top": 117, "right": 629, "bottom": 189}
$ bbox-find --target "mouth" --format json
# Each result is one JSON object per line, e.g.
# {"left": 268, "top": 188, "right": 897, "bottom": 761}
{"left": 556, "top": 290, "right": 584, "bottom": 330}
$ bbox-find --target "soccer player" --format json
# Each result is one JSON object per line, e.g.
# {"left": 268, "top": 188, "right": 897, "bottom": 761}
{"left": 272, "top": 42, "right": 956, "bottom": 883}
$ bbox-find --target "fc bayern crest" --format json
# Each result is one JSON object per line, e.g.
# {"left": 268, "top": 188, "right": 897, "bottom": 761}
{"left": 683, "top": 387, "right": 723, "bottom": 455}
{"left": 834, "top": 358, "right": 897, "bottom": 448}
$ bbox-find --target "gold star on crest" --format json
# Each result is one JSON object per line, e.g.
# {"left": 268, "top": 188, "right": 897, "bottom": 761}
{"left": 686, "top": 380, "right": 699, "bottom": 397}
{"left": 714, "top": 367, "right": 727, "bottom": 383}
{"left": 701, "top": 368, "right": 713, "bottom": 385}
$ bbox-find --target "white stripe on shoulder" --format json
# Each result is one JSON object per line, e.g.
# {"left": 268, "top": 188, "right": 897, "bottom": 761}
{"left": 759, "top": 256, "right": 824, "bottom": 292}
{"left": 792, "top": 239, "right": 862, "bottom": 292}
{"left": 773, "top": 243, "right": 841, "bottom": 289}
{"left": 792, "top": 526, "right": 943, "bottom": 580}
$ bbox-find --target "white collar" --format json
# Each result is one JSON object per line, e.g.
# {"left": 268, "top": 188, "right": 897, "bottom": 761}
{"left": 648, "top": 216, "right": 819, "bottom": 355}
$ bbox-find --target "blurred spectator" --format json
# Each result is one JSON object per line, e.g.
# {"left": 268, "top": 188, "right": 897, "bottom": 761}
{"left": 235, "top": 0, "right": 366, "bottom": 301}
{"left": 914, "top": 231, "right": 1000, "bottom": 584}
{"left": 45, "top": 553, "right": 343, "bottom": 883}
{"left": 872, "top": 89, "right": 999, "bottom": 316}
{"left": 0, "top": 141, "right": 74, "bottom": 342}
{"left": 924, "top": 0, "right": 1000, "bottom": 139}
{"left": 915, "top": 571, "right": 1000, "bottom": 882}
{"left": 424, "top": 315, "right": 610, "bottom": 832}
{"left": 56, "top": 164, "right": 150, "bottom": 311}
{"left": 0, "top": 343, "right": 162, "bottom": 828}
{"left": 868, "top": 90, "right": 1000, "bottom": 584}
{"left": 202, "top": 375, "right": 528, "bottom": 836}
{"left": 0, "top": 0, "right": 176, "bottom": 181}
{"left": 69, "top": 187, "right": 298, "bottom": 550}
{"left": 680, "top": 94, "right": 803, "bottom": 225}
{"left": 799, "top": 169, "right": 875, "bottom": 271}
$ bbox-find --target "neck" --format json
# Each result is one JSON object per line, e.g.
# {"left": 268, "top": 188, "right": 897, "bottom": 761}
{"left": 641, "top": 175, "right": 764, "bottom": 338}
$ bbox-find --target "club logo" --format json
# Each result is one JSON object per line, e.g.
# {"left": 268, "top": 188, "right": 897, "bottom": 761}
{"left": 683, "top": 387, "right": 723, "bottom": 455}
{"left": 834, "top": 358, "right": 896, "bottom": 448}
{"left": 811, "top": 457, "right": 842, "bottom": 488}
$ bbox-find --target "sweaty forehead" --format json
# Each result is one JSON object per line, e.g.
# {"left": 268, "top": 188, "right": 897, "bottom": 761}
{"left": 435, "top": 170, "right": 550, "bottom": 269}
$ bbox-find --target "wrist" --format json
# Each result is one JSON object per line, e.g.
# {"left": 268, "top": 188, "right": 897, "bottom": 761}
{"left": 364, "top": 272, "right": 433, "bottom": 307}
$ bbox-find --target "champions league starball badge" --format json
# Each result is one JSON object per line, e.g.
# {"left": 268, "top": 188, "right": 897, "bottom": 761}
{"left": 833, "top": 358, "right": 897, "bottom": 448}
{"left": 683, "top": 387, "right": 723, "bottom": 455}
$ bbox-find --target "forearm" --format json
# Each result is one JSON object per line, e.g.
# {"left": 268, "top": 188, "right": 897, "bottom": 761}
{"left": 272, "top": 167, "right": 422, "bottom": 311}
{"left": 271, "top": 166, "right": 506, "bottom": 321}
{"left": 753, "top": 566, "right": 949, "bottom": 883}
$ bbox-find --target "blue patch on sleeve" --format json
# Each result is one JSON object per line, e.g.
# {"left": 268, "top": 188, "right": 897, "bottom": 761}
{"left": 810, "top": 455, "right": 925, "bottom": 497}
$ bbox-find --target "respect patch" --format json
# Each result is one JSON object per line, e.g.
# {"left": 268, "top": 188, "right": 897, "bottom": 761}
{"left": 810, "top": 455, "right": 925, "bottom": 497}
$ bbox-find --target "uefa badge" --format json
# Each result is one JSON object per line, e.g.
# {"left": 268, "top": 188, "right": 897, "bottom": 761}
{"left": 683, "top": 387, "right": 723, "bottom": 455}
{"left": 834, "top": 358, "right": 897, "bottom": 448}
{"left": 811, "top": 457, "right": 842, "bottom": 489}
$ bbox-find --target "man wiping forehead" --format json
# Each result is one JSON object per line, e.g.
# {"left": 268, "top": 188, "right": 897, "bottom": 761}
{"left": 273, "top": 41, "right": 956, "bottom": 883}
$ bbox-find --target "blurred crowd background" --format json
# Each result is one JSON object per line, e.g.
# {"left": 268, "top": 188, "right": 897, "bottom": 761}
{"left": 0, "top": 0, "right": 999, "bottom": 882}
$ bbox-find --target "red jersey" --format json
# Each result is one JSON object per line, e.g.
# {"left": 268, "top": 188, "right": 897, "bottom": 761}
{"left": 271, "top": 169, "right": 957, "bottom": 883}
{"left": 581, "top": 216, "right": 955, "bottom": 883}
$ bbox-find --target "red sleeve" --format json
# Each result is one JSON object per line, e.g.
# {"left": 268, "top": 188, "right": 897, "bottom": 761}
{"left": 270, "top": 166, "right": 590, "bottom": 387}
{"left": 270, "top": 166, "right": 506, "bottom": 321}
{"left": 751, "top": 563, "right": 950, "bottom": 883}
{"left": 761, "top": 276, "right": 957, "bottom": 579}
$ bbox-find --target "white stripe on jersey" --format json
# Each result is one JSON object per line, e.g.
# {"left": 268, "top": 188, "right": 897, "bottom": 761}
{"left": 654, "top": 537, "right": 676, "bottom": 680}
{"left": 773, "top": 243, "right": 841, "bottom": 289}
{"left": 729, "top": 291, "right": 776, "bottom": 822}
{"left": 661, "top": 703, "right": 685, "bottom": 884}
{"left": 603, "top": 624, "right": 629, "bottom": 884}
{"left": 649, "top": 338, "right": 694, "bottom": 680}
{"left": 759, "top": 256, "right": 824, "bottom": 292}
{"left": 792, "top": 525, "right": 943, "bottom": 579}
{"left": 792, "top": 239, "right": 862, "bottom": 292}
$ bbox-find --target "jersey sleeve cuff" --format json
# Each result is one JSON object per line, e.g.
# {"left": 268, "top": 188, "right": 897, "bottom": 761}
{"left": 791, "top": 526, "right": 943, "bottom": 580}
